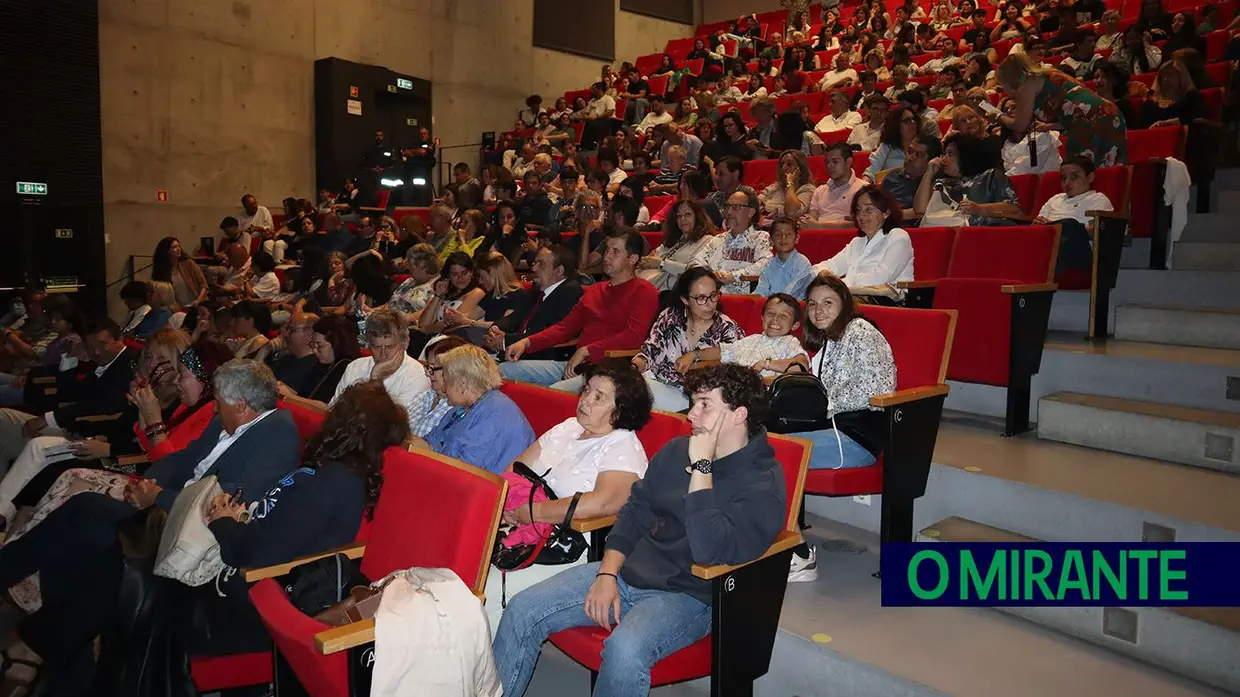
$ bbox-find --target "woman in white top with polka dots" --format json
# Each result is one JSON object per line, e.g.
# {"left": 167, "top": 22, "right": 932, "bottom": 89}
{"left": 484, "top": 361, "right": 654, "bottom": 633}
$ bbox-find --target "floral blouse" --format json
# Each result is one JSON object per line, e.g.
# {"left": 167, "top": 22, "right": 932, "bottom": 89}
{"left": 388, "top": 277, "right": 436, "bottom": 315}
{"left": 637, "top": 308, "right": 744, "bottom": 388}
{"left": 810, "top": 318, "right": 896, "bottom": 417}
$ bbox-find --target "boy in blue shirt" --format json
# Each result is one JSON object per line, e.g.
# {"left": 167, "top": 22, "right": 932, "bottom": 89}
{"left": 754, "top": 217, "right": 815, "bottom": 299}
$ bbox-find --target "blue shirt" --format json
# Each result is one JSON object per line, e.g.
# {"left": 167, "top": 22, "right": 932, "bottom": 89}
{"left": 425, "top": 389, "right": 535, "bottom": 475}
{"left": 754, "top": 251, "right": 815, "bottom": 299}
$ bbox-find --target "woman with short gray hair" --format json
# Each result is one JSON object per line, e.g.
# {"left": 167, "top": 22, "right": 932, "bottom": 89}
{"left": 408, "top": 345, "right": 534, "bottom": 475}
{"left": 385, "top": 244, "right": 440, "bottom": 325}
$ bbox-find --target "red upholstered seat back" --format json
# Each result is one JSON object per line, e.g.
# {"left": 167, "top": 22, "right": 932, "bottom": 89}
{"left": 359, "top": 448, "right": 503, "bottom": 592}
{"left": 637, "top": 412, "right": 692, "bottom": 459}
{"left": 1032, "top": 171, "right": 1061, "bottom": 215}
{"left": 1092, "top": 166, "right": 1130, "bottom": 211}
{"left": 644, "top": 194, "right": 674, "bottom": 217}
{"left": 851, "top": 151, "right": 871, "bottom": 179}
{"left": 501, "top": 381, "right": 578, "bottom": 437}
{"left": 934, "top": 278, "right": 1014, "bottom": 386}
{"left": 859, "top": 306, "right": 954, "bottom": 390}
{"left": 1008, "top": 174, "right": 1040, "bottom": 216}
{"left": 768, "top": 433, "right": 809, "bottom": 530}
{"left": 719, "top": 294, "right": 767, "bottom": 335}
{"left": 948, "top": 226, "right": 1057, "bottom": 284}
{"left": 905, "top": 227, "right": 954, "bottom": 281}
{"left": 277, "top": 400, "right": 326, "bottom": 449}
{"left": 743, "top": 158, "right": 779, "bottom": 189}
{"left": 640, "top": 230, "right": 662, "bottom": 254}
{"left": 797, "top": 229, "right": 856, "bottom": 265}
{"left": 1127, "top": 126, "right": 1185, "bottom": 163}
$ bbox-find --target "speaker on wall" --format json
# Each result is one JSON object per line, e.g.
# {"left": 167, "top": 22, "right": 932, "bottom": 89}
{"left": 0, "top": 0, "right": 106, "bottom": 315}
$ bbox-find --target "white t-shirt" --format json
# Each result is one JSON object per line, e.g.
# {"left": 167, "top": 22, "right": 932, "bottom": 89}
{"left": 1001, "top": 132, "right": 1063, "bottom": 176}
{"left": 251, "top": 271, "right": 282, "bottom": 299}
{"left": 720, "top": 334, "right": 807, "bottom": 378}
{"left": 332, "top": 354, "right": 432, "bottom": 430}
{"left": 846, "top": 122, "right": 882, "bottom": 152}
{"left": 819, "top": 68, "right": 859, "bottom": 91}
{"left": 1037, "top": 191, "right": 1113, "bottom": 226}
{"left": 608, "top": 168, "right": 628, "bottom": 187}
{"left": 587, "top": 95, "right": 616, "bottom": 119}
{"left": 814, "top": 111, "right": 862, "bottom": 133}
{"left": 535, "top": 419, "right": 648, "bottom": 497}
{"left": 637, "top": 110, "right": 674, "bottom": 132}
{"left": 238, "top": 205, "right": 274, "bottom": 234}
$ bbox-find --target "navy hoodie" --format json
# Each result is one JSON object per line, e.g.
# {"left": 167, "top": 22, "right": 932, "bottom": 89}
{"left": 606, "top": 431, "right": 787, "bottom": 605}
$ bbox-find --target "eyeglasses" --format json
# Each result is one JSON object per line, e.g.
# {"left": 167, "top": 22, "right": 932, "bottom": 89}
{"left": 901, "top": 117, "right": 917, "bottom": 125}
{"left": 725, "top": 203, "right": 755, "bottom": 211}
{"left": 424, "top": 365, "right": 444, "bottom": 376}
{"left": 688, "top": 292, "right": 721, "bottom": 305}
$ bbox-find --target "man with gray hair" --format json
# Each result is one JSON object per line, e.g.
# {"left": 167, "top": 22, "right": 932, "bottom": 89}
{"left": 0, "top": 360, "right": 301, "bottom": 607}
{"left": 127, "top": 358, "right": 301, "bottom": 511}
{"left": 331, "top": 308, "right": 431, "bottom": 431}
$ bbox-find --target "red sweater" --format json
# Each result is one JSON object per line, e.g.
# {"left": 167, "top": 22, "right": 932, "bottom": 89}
{"left": 526, "top": 276, "right": 660, "bottom": 362}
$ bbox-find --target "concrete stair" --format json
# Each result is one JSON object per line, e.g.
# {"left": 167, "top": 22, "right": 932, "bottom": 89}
{"left": 1113, "top": 305, "right": 1240, "bottom": 350}
{"left": 1038, "top": 392, "right": 1240, "bottom": 475}
{"left": 1176, "top": 212, "right": 1240, "bottom": 242}
{"left": 916, "top": 517, "right": 1240, "bottom": 694}
{"left": 1172, "top": 242, "right": 1240, "bottom": 271}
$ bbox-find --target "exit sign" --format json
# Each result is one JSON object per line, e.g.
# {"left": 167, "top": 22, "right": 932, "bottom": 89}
{"left": 396, "top": 78, "right": 413, "bottom": 90}
{"left": 16, "top": 182, "right": 47, "bottom": 196}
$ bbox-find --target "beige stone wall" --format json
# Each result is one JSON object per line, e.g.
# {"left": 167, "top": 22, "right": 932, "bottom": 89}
{"left": 98, "top": 0, "right": 690, "bottom": 312}
{"left": 701, "top": 0, "right": 786, "bottom": 24}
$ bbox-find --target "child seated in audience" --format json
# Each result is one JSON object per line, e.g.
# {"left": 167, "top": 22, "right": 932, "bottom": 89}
{"left": 119, "top": 281, "right": 171, "bottom": 339}
{"left": 680, "top": 293, "right": 808, "bottom": 379}
{"left": 754, "top": 218, "right": 814, "bottom": 299}
{"left": 1033, "top": 156, "right": 1114, "bottom": 274}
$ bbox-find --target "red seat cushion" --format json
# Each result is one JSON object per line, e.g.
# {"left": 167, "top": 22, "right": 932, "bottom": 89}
{"left": 718, "top": 294, "right": 767, "bottom": 336}
{"left": 797, "top": 229, "right": 857, "bottom": 265}
{"left": 190, "top": 652, "right": 273, "bottom": 692}
{"left": 742, "top": 158, "right": 778, "bottom": 189}
{"left": 501, "top": 381, "right": 580, "bottom": 437}
{"left": 550, "top": 628, "right": 712, "bottom": 687}
{"left": 1008, "top": 174, "right": 1040, "bottom": 216}
{"left": 949, "top": 226, "right": 1057, "bottom": 284}
{"left": 904, "top": 227, "right": 955, "bottom": 281}
{"left": 804, "top": 458, "right": 883, "bottom": 496}
{"left": 640, "top": 230, "right": 662, "bottom": 255}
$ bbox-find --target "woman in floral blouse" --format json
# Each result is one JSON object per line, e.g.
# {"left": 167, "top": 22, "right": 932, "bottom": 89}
{"left": 385, "top": 243, "right": 440, "bottom": 323}
{"left": 632, "top": 267, "right": 743, "bottom": 412}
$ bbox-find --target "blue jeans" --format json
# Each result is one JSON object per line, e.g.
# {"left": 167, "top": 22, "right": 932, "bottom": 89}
{"left": 0, "top": 373, "right": 25, "bottom": 407}
{"left": 492, "top": 562, "right": 712, "bottom": 697}
{"left": 803, "top": 429, "right": 877, "bottom": 470}
{"left": 499, "top": 360, "right": 567, "bottom": 387}
{"left": 643, "top": 373, "right": 689, "bottom": 413}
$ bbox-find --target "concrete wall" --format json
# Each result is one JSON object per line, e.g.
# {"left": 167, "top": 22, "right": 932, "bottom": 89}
{"left": 98, "top": 0, "right": 690, "bottom": 312}
{"left": 701, "top": 0, "right": 786, "bottom": 23}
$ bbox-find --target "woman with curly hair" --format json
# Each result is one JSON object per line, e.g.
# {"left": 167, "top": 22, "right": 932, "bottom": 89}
{"left": 0, "top": 381, "right": 411, "bottom": 691}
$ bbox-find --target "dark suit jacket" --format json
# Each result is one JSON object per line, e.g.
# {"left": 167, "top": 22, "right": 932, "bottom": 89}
{"left": 51, "top": 349, "right": 136, "bottom": 433}
{"left": 146, "top": 409, "right": 302, "bottom": 512}
{"left": 501, "top": 279, "right": 584, "bottom": 360}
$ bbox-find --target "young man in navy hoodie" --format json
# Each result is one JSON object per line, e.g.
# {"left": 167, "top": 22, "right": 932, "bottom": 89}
{"left": 492, "top": 363, "right": 787, "bottom": 696}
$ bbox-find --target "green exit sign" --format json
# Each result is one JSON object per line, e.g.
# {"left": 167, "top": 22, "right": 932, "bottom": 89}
{"left": 396, "top": 78, "right": 413, "bottom": 90}
{"left": 16, "top": 182, "right": 48, "bottom": 196}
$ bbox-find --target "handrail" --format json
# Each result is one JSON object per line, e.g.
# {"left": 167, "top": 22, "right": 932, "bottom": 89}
{"left": 111, "top": 254, "right": 155, "bottom": 289}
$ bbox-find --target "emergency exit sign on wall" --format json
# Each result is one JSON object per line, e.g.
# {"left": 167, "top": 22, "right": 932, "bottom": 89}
{"left": 16, "top": 182, "right": 48, "bottom": 196}
{"left": 396, "top": 78, "right": 413, "bottom": 90}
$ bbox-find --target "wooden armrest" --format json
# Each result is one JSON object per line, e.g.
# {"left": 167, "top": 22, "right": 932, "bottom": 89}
{"left": 870, "top": 384, "right": 949, "bottom": 408}
{"left": 357, "top": 206, "right": 387, "bottom": 213}
{"left": 1087, "top": 210, "right": 1129, "bottom": 220}
{"left": 32, "top": 377, "right": 56, "bottom": 385}
{"left": 316, "top": 588, "right": 487, "bottom": 655}
{"left": 243, "top": 540, "right": 367, "bottom": 583}
{"left": 896, "top": 280, "right": 938, "bottom": 289}
{"left": 604, "top": 349, "right": 639, "bottom": 359}
{"left": 1001, "top": 282, "right": 1058, "bottom": 294}
{"left": 116, "top": 454, "right": 149, "bottom": 467}
{"left": 571, "top": 515, "right": 617, "bottom": 533}
{"left": 77, "top": 413, "right": 124, "bottom": 423}
{"left": 691, "top": 529, "right": 802, "bottom": 580}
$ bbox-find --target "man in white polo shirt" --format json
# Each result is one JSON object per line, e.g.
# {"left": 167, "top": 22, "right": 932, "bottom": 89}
{"left": 1034, "top": 156, "right": 1113, "bottom": 275}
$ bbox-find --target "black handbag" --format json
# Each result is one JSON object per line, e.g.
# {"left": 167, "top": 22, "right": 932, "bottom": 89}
{"left": 285, "top": 552, "right": 370, "bottom": 617}
{"left": 766, "top": 362, "right": 832, "bottom": 434}
{"left": 492, "top": 462, "right": 588, "bottom": 572}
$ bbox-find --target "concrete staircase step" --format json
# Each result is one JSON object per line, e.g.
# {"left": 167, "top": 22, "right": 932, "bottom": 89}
{"left": 1038, "top": 391, "right": 1240, "bottom": 475}
{"left": 916, "top": 516, "right": 1240, "bottom": 693}
{"left": 1113, "top": 270, "right": 1240, "bottom": 310}
{"left": 1173, "top": 242, "right": 1240, "bottom": 271}
{"left": 1179, "top": 212, "right": 1240, "bottom": 242}
{"left": 1113, "top": 304, "right": 1240, "bottom": 350}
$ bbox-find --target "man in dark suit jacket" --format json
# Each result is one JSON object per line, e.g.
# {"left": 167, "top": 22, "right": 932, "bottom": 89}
{"left": 487, "top": 244, "right": 584, "bottom": 361}
{"left": 0, "top": 319, "right": 136, "bottom": 466}
{"left": 0, "top": 359, "right": 301, "bottom": 602}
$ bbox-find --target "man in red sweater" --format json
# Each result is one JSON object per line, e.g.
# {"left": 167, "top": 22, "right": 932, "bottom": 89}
{"left": 502, "top": 227, "right": 659, "bottom": 390}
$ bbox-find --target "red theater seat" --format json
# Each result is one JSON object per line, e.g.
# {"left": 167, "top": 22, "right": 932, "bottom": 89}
{"left": 1008, "top": 173, "right": 1040, "bottom": 216}
{"left": 249, "top": 448, "right": 506, "bottom": 697}
{"left": 743, "top": 158, "right": 779, "bottom": 189}
{"left": 719, "top": 294, "right": 768, "bottom": 336}
{"left": 899, "top": 226, "right": 956, "bottom": 308}
{"left": 801, "top": 306, "right": 956, "bottom": 545}
{"left": 797, "top": 228, "right": 857, "bottom": 265}
{"left": 932, "top": 226, "right": 1060, "bottom": 435}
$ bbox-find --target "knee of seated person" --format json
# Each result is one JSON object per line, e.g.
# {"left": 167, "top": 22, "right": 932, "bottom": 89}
{"left": 599, "top": 630, "right": 657, "bottom": 673}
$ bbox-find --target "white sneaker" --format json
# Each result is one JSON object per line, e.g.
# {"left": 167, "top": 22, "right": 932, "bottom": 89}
{"left": 788, "top": 545, "right": 818, "bottom": 583}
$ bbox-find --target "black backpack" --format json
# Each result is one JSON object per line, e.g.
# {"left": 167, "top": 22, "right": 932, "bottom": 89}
{"left": 766, "top": 363, "right": 832, "bottom": 434}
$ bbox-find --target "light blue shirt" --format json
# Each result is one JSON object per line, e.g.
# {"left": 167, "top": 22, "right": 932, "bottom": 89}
{"left": 755, "top": 251, "right": 815, "bottom": 299}
{"left": 424, "top": 389, "right": 535, "bottom": 475}
{"left": 865, "top": 143, "right": 906, "bottom": 183}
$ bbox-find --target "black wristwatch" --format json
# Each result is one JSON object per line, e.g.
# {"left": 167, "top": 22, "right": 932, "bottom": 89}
{"left": 689, "top": 458, "right": 713, "bottom": 475}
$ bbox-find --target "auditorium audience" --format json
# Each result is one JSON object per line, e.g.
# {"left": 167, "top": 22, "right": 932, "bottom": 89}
{"left": 882, "top": 134, "right": 941, "bottom": 216}
{"left": 276, "top": 314, "right": 359, "bottom": 408}
{"left": 759, "top": 150, "right": 816, "bottom": 226}
{"left": 151, "top": 237, "right": 208, "bottom": 309}
{"left": 915, "top": 133, "right": 1022, "bottom": 226}
{"left": 865, "top": 106, "right": 922, "bottom": 183}
{"left": 691, "top": 293, "right": 808, "bottom": 379}
{"left": 1141, "top": 59, "right": 1203, "bottom": 128}
{"left": 493, "top": 363, "right": 786, "bottom": 697}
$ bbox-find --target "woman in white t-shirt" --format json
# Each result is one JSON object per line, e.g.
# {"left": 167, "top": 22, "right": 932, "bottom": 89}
{"left": 484, "top": 361, "right": 653, "bottom": 633}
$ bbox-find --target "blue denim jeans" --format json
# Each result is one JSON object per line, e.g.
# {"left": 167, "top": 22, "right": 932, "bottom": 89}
{"left": 492, "top": 562, "right": 712, "bottom": 697}
{"left": 499, "top": 360, "right": 568, "bottom": 387}
{"left": 803, "top": 429, "right": 877, "bottom": 470}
